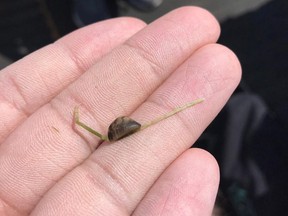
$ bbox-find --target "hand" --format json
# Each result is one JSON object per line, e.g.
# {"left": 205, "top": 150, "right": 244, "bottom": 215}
{"left": 0, "top": 7, "right": 241, "bottom": 216}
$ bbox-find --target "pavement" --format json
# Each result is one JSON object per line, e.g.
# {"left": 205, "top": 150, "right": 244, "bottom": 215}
{"left": 0, "top": 0, "right": 271, "bottom": 69}
{"left": 119, "top": 0, "right": 271, "bottom": 22}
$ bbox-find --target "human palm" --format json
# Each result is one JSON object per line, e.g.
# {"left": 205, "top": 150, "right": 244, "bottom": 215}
{"left": 0, "top": 7, "right": 241, "bottom": 216}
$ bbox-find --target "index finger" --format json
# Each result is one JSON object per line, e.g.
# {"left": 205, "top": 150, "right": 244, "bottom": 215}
{"left": 0, "top": 17, "right": 146, "bottom": 143}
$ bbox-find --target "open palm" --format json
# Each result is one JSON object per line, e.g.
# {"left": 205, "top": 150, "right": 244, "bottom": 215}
{"left": 0, "top": 7, "right": 241, "bottom": 216}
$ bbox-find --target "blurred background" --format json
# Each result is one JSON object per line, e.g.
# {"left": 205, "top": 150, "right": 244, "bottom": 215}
{"left": 1, "top": 0, "right": 287, "bottom": 215}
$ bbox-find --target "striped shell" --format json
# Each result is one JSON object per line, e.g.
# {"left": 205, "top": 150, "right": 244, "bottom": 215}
{"left": 108, "top": 116, "right": 141, "bottom": 141}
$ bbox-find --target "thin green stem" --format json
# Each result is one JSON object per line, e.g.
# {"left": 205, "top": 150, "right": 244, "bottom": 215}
{"left": 74, "top": 107, "right": 109, "bottom": 141}
{"left": 140, "top": 98, "right": 204, "bottom": 131}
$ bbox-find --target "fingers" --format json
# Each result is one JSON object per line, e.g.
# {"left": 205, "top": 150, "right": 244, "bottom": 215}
{"left": 0, "top": 17, "right": 146, "bottom": 143}
{"left": 31, "top": 44, "right": 240, "bottom": 215}
{"left": 51, "top": 6, "right": 220, "bottom": 147}
{"left": 0, "top": 7, "right": 221, "bottom": 214}
{"left": 133, "top": 148, "right": 219, "bottom": 216}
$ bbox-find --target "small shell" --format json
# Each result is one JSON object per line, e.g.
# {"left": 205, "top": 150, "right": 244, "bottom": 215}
{"left": 108, "top": 116, "right": 141, "bottom": 141}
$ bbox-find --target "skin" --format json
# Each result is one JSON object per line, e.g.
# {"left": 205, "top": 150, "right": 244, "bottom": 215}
{"left": 0, "top": 7, "right": 241, "bottom": 216}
